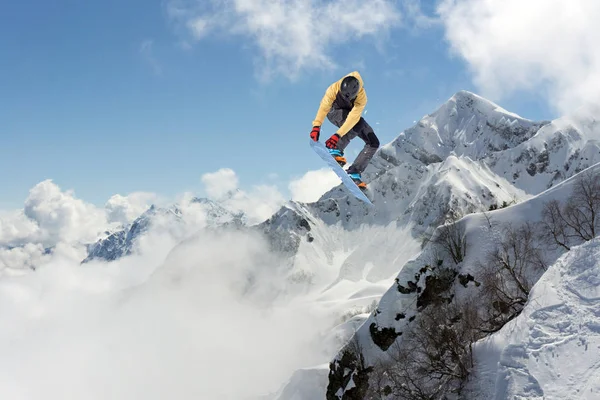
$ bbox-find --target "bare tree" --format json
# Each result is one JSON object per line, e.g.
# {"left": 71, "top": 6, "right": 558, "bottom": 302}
{"left": 432, "top": 219, "right": 467, "bottom": 265}
{"left": 365, "top": 298, "right": 482, "bottom": 399}
{"left": 479, "top": 222, "right": 546, "bottom": 332}
{"left": 540, "top": 170, "right": 600, "bottom": 250}
{"left": 540, "top": 199, "right": 572, "bottom": 251}
{"left": 565, "top": 170, "right": 600, "bottom": 240}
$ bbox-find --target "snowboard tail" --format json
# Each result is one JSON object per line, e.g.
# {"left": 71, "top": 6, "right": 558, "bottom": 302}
{"left": 309, "top": 139, "right": 373, "bottom": 206}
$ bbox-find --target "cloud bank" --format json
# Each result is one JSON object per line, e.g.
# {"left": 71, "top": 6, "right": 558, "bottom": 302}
{"left": 0, "top": 167, "right": 340, "bottom": 270}
{"left": 0, "top": 227, "right": 333, "bottom": 399}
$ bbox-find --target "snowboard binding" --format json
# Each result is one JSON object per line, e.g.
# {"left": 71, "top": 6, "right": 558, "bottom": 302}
{"left": 328, "top": 149, "right": 347, "bottom": 167}
{"left": 348, "top": 173, "right": 367, "bottom": 190}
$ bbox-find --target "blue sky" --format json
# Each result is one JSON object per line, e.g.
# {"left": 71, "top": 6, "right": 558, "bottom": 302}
{"left": 1, "top": 0, "right": 558, "bottom": 209}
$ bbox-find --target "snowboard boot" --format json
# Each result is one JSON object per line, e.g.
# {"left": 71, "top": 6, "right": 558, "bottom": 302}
{"left": 328, "top": 149, "right": 347, "bottom": 167}
{"left": 348, "top": 172, "right": 367, "bottom": 190}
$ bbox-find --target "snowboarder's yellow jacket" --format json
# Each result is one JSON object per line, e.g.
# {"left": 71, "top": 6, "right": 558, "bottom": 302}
{"left": 312, "top": 71, "right": 367, "bottom": 137}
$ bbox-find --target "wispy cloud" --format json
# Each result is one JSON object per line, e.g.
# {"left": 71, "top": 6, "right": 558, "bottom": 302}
{"left": 402, "top": 0, "right": 440, "bottom": 30}
{"left": 139, "top": 39, "right": 162, "bottom": 75}
{"left": 438, "top": 0, "right": 600, "bottom": 115}
{"left": 165, "top": 0, "right": 402, "bottom": 80}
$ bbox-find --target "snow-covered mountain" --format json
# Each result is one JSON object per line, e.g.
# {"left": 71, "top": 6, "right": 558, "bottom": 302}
{"left": 267, "top": 91, "right": 600, "bottom": 399}
{"left": 373, "top": 91, "right": 547, "bottom": 168}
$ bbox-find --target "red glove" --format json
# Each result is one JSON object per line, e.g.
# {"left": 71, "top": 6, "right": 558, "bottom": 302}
{"left": 310, "top": 126, "right": 320, "bottom": 141}
{"left": 325, "top": 133, "right": 340, "bottom": 149}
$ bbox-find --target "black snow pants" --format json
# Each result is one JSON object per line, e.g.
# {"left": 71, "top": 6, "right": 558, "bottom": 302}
{"left": 327, "top": 108, "right": 380, "bottom": 174}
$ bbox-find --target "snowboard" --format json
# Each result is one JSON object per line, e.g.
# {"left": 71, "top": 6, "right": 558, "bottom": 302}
{"left": 310, "top": 139, "right": 373, "bottom": 206}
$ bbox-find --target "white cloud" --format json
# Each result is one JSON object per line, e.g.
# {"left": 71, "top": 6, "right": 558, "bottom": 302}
{"left": 438, "top": 0, "right": 600, "bottom": 114}
{"left": 201, "top": 168, "right": 286, "bottom": 224}
{"left": 0, "top": 211, "right": 39, "bottom": 246}
{"left": 0, "top": 243, "right": 48, "bottom": 271}
{"left": 226, "top": 184, "right": 286, "bottom": 224}
{"left": 23, "top": 180, "right": 108, "bottom": 245}
{"left": 105, "top": 192, "right": 157, "bottom": 225}
{"left": 200, "top": 168, "right": 239, "bottom": 199}
{"left": 0, "top": 181, "right": 119, "bottom": 270}
{"left": 289, "top": 168, "right": 339, "bottom": 203}
{"left": 166, "top": 0, "right": 402, "bottom": 79}
{"left": 403, "top": 0, "right": 439, "bottom": 30}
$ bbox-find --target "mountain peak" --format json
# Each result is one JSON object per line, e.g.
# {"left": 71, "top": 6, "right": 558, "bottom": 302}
{"left": 443, "top": 90, "right": 527, "bottom": 121}
{"left": 449, "top": 90, "right": 492, "bottom": 108}
{"left": 372, "top": 91, "right": 545, "bottom": 173}
{"left": 450, "top": 89, "right": 481, "bottom": 102}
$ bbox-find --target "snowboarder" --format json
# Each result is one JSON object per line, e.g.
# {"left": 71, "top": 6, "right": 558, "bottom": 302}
{"left": 309, "top": 71, "right": 380, "bottom": 189}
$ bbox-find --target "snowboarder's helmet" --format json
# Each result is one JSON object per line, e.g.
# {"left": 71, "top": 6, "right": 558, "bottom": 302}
{"left": 340, "top": 76, "right": 360, "bottom": 100}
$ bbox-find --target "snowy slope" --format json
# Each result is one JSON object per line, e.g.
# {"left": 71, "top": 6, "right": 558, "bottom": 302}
{"left": 486, "top": 111, "right": 600, "bottom": 193}
{"left": 324, "top": 159, "right": 600, "bottom": 399}
{"left": 467, "top": 238, "right": 600, "bottom": 400}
